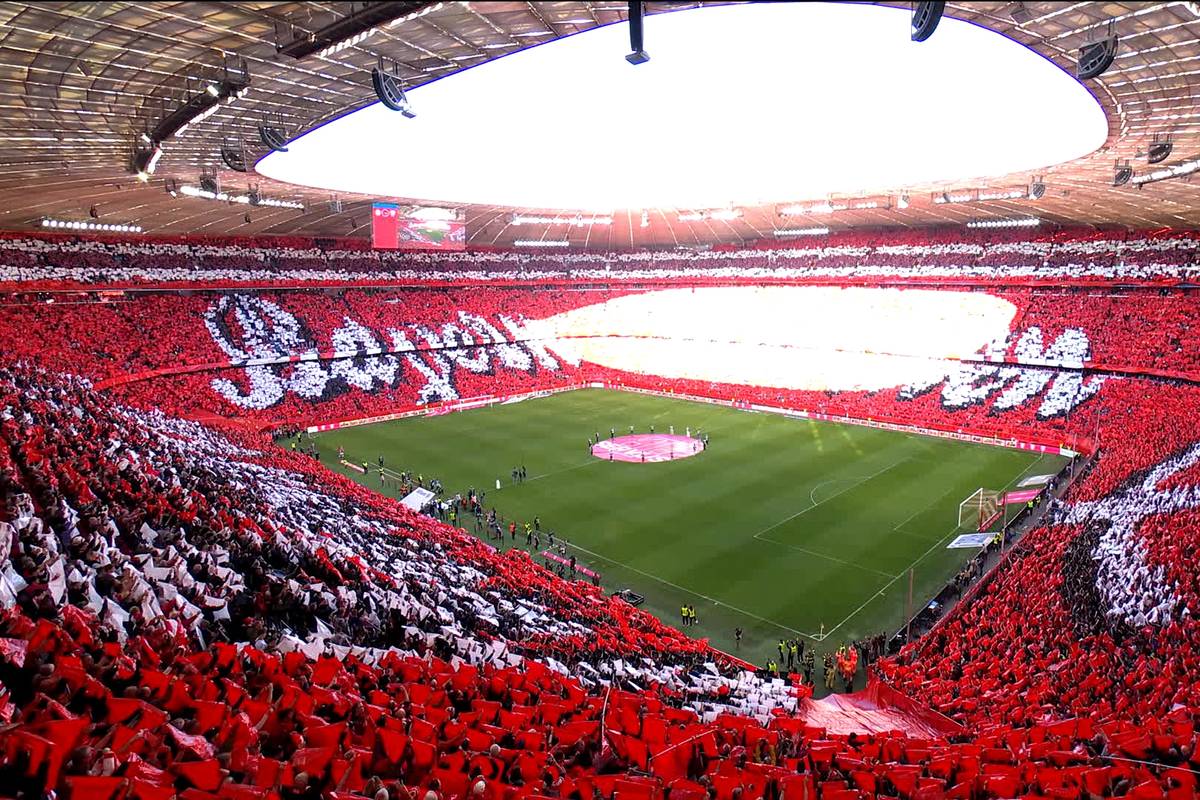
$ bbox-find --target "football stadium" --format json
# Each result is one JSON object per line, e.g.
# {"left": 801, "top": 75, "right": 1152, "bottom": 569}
{"left": 1, "top": 1, "right": 1200, "bottom": 798}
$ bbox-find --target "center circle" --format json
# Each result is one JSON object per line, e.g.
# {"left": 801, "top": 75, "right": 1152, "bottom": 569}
{"left": 591, "top": 434, "right": 704, "bottom": 463}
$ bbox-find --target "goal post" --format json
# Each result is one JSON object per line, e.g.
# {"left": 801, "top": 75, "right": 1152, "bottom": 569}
{"left": 958, "top": 488, "right": 1002, "bottom": 532}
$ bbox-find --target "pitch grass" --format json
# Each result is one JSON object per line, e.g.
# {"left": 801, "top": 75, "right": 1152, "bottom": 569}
{"left": 311, "top": 389, "right": 1063, "bottom": 666}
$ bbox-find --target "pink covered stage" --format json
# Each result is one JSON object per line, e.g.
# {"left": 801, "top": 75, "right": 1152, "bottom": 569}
{"left": 591, "top": 434, "right": 704, "bottom": 463}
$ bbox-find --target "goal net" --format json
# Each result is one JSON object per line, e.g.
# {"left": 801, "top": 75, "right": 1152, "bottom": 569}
{"left": 958, "top": 488, "right": 1002, "bottom": 532}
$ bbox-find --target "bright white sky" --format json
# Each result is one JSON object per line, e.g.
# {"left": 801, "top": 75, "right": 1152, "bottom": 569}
{"left": 257, "top": 2, "right": 1108, "bottom": 212}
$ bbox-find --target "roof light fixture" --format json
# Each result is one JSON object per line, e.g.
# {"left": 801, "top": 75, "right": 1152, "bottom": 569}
{"left": 966, "top": 217, "right": 1040, "bottom": 228}
{"left": 512, "top": 214, "right": 613, "bottom": 226}
{"left": 1130, "top": 156, "right": 1200, "bottom": 186}
{"left": 774, "top": 227, "right": 830, "bottom": 237}
{"left": 513, "top": 239, "right": 570, "bottom": 247}
{"left": 41, "top": 218, "right": 143, "bottom": 233}
{"left": 179, "top": 184, "right": 304, "bottom": 209}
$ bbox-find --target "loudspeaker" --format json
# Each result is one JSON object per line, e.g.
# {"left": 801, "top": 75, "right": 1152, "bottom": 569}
{"left": 912, "top": 1, "right": 945, "bottom": 42}
{"left": 1078, "top": 31, "right": 1118, "bottom": 80}
{"left": 625, "top": 1, "right": 649, "bottom": 64}
{"left": 373, "top": 65, "right": 416, "bottom": 118}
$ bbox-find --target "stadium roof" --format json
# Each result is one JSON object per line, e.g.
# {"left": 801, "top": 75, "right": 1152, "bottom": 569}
{"left": 0, "top": 1, "right": 1198, "bottom": 247}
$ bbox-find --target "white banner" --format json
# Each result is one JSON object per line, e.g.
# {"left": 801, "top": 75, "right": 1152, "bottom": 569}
{"left": 399, "top": 487, "right": 435, "bottom": 511}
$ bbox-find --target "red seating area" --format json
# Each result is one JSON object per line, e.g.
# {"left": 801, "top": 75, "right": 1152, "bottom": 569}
{"left": 8, "top": 602, "right": 1200, "bottom": 800}
{"left": 7, "top": 233, "right": 1200, "bottom": 798}
{"left": 0, "top": 370, "right": 1197, "bottom": 799}
{"left": 0, "top": 286, "right": 1196, "bottom": 438}
{"left": 0, "top": 289, "right": 620, "bottom": 384}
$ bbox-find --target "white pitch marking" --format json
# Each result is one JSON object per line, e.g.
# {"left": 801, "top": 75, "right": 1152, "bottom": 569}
{"left": 752, "top": 457, "right": 909, "bottom": 543}
{"left": 559, "top": 538, "right": 822, "bottom": 640}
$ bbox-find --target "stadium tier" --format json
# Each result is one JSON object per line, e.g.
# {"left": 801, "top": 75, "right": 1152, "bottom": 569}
{"left": 1, "top": 228, "right": 1200, "bottom": 798}
{"left": 2, "top": 229, "right": 1199, "bottom": 288}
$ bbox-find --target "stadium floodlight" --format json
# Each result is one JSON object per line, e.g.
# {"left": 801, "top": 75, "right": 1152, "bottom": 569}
{"left": 966, "top": 217, "right": 1040, "bottom": 229}
{"left": 911, "top": 0, "right": 945, "bottom": 42}
{"left": 1130, "top": 156, "right": 1200, "bottom": 186}
{"left": 897, "top": 194, "right": 910, "bottom": 209}
{"left": 640, "top": 211, "right": 650, "bottom": 228}
{"left": 514, "top": 239, "right": 570, "bottom": 247}
{"left": 1027, "top": 180, "right": 1046, "bottom": 200}
{"left": 977, "top": 189, "right": 1026, "bottom": 201}
{"left": 512, "top": 214, "right": 613, "bottom": 226}
{"left": 385, "top": 2, "right": 446, "bottom": 29}
{"left": 128, "top": 58, "right": 250, "bottom": 180}
{"left": 774, "top": 227, "right": 830, "bottom": 237}
{"left": 679, "top": 208, "right": 741, "bottom": 222}
{"left": 130, "top": 143, "right": 163, "bottom": 182}
{"left": 319, "top": 28, "right": 377, "bottom": 59}
{"left": 1077, "top": 21, "right": 1118, "bottom": 80}
{"left": 1148, "top": 135, "right": 1173, "bottom": 164}
{"left": 41, "top": 218, "right": 142, "bottom": 233}
{"left": 625, "top": 0, "right": 650, "bottom": 64}
{"left": 275, "top": 2, "right": 440, "bottom": 59}
{"left": 156, "top": 60, "right": 249, "bottom": 143}
{"left": 373, "top": 59, "right": 416, "bottom": 118}
{"left": 933, "top": 192, "right": 974, "bottom": 204}
{"left": 179, "top": 184, "right": 304, "bottom": 209}
{"left": 781, "top": 202, "right": 842, "bottom": 215}
{"left": 780, "top": 199, "right": 885, "bottom": 216}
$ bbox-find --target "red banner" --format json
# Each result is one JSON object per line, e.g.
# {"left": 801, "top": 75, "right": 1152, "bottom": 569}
{"left": 371, "top": 204, "right": 400, "bottom": 249}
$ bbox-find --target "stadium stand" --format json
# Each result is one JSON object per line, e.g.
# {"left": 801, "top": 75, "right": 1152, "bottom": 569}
{"left": 1, "top": 227, "right": 1200, "bottom": 798}
{"left": 1, "top": 228, "right": 1198, "bottom": 288}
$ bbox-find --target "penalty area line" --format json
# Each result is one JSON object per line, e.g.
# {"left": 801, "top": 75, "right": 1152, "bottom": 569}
{"left": 558, "top": 538, "right": 821, "bottom": 641}
{"left": 815, "top": 519, "right": 963, "bottom": 642}
{"left": 819, "top": 453, "right": 1055, "bottom": 641}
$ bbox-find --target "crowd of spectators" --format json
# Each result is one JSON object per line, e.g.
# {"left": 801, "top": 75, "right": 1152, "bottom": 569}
{"left": 4, "top": 232, "right": 1200, "bottom": 798}
{"left": 0, "top": 284, "right": 1197, "bottom": 441}
{"left": 4, "top": 363, "right": 1200, "bottom": 799}
{"left": 0, "top": 228, "right": 1198, "bottom": 288}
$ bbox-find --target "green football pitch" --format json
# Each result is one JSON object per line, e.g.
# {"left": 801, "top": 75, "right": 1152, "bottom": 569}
{"left": 310, "top": 388, "right": 1063, "bottom": 664}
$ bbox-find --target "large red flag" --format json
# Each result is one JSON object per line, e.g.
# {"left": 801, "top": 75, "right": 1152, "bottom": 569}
{"left": 173, "top": 758, "right": 223, "bottom": 791}
{"left": 64, "top": 776, "right": 126, "bottom": 800}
